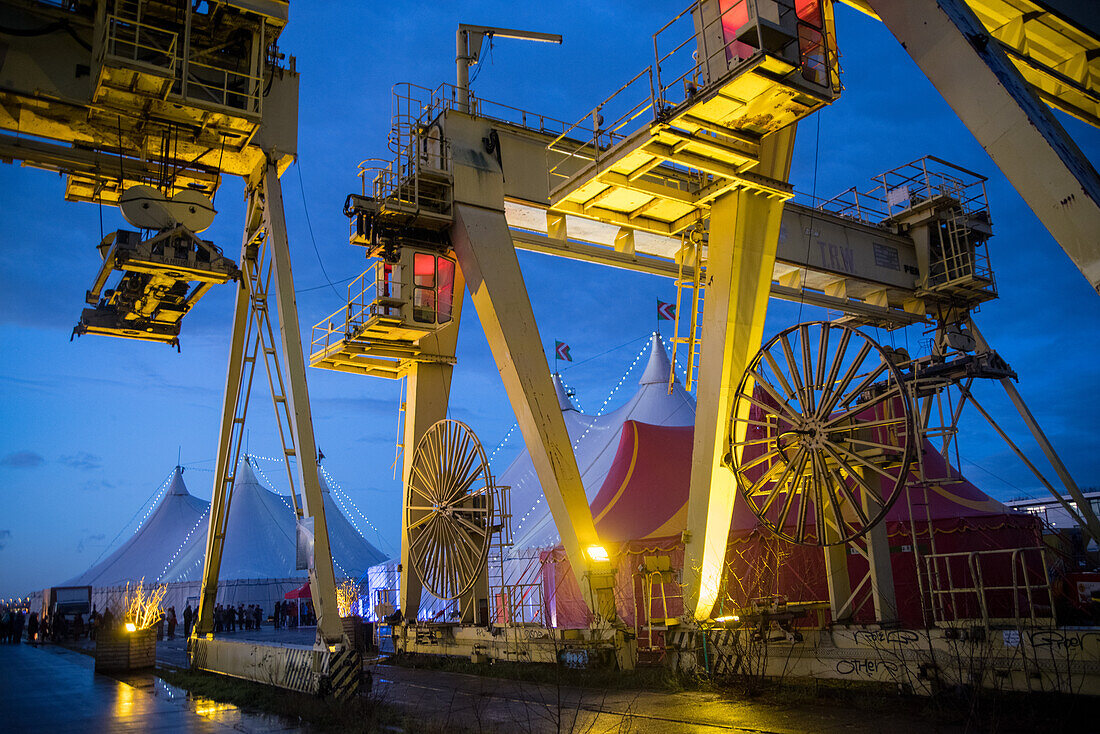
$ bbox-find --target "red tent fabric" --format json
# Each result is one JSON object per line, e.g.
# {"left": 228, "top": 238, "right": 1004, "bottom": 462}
{"left": 590, "top": 421, "right": 694, "bottom": 542}
{"left": 284, "top": 581, "right": 311, "bottom": 599}
{"left": 541, "top": 419, "right": 1041, "bottom": 630}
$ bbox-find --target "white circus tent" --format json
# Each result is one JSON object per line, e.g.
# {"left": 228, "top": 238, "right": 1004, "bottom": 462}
{"left": 64, "top": 466, "right": 209, "bottom": 588}
{"left": 61, "top": 457, "right": 386, "bottom": 616}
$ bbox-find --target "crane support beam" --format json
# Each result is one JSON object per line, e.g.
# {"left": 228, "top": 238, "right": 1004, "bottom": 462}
{"left": 260, "top": 162, "right": 345, "bottom": 646}
{"left": 866, "top": 0, "right": 1100, "bottom": 294}
{"left": 442, "top": 112, "right": 605, "bottom": 616}
{"left": 683, "top": 126, "right": 798, "bottom": 621}
{"left": 450, "top": 201, "right": 608, "bottom": 617}
{"left": 508, "top": 228, "right": 927, "bottom": 327}
{"left": 399, "top": 281, "right": 466, "bottom": 620}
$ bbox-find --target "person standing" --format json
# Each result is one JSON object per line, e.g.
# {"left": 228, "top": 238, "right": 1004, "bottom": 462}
{"left": 27, "top": 612, "right": 38, "bottom": 646}
{"left": 166, "top": 607, "right": 177, "bottom": 640}
{"left": 254, "top": 604, "right": 262, "bottom": 631}
{"left": 13, "top": 611, "right": 25, "bottom": 644}
{"left": 183, "top": 604, "right": 194, "bottom": 638}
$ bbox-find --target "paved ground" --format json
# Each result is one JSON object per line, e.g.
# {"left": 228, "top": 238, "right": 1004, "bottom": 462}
{"left": 370, "top": 664, "right": 963, "bottom": 734}
{"left": 25, "top": 630, "right": 971, "bottom": 733}
{"left": 0, "top": 642, "right": 305, "bottom": 733}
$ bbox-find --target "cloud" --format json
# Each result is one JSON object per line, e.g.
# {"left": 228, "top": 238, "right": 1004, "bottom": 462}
{"left": 76, "top": 533, "right": 105, "bottom": 553}
{"left": 81, "top": 479, "right": 115, "bottom": 492}
{"left": 60, "top": 451, "right": 103, "bottom": 471}
{"left": 0, "top": 451, "right": 44, "bottom": 468}
{"left": 0, "top": 529, "right": 10, "bottom": 550}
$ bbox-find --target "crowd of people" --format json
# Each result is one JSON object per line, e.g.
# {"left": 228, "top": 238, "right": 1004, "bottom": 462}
{"left": 0, "top": 598, "right": 318, "bottom": 646}
{"left": 205, "top": 600, "right": 315, "bottom": 633}
{"left": 0, "top": 603, "right": 123, "bottom": 645}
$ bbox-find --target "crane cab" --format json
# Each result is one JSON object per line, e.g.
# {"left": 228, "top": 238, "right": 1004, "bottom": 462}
{"left": 363, "top": 249, "right": 457, "bottom": 341}
{"left": 310, "top": 247, "right": 459, "bottom": 378}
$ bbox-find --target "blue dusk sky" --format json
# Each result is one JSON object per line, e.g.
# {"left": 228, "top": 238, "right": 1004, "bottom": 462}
{"left": 1, "top": 3, "right": 1098, "bottom": 598}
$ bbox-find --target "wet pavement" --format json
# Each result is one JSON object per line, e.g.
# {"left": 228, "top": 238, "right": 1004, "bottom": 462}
{"left": 0, "top": 642, "right": 306, "bottom": 732}
{"left": 10, "top": 632, "right": 968, "bottom": 732}
{"left": 63, "top": 624, "right": 319, "bottom": 670}
{"left": 372, "top": 664, "right": 962, "bottom": 734}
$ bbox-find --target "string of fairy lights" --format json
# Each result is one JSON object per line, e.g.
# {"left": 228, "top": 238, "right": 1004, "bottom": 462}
{"left": 556, "top": 374, "right": 586, "bottom": 412}
{"left": 249, "top": 456, "right": 364, "bottom": 580}
{"left": 117, "top": 332, "right": 689, "bottom": 585}
{"left": 155, "top": 505, "right": 210, "bottom": 583}
{"left": 568, "top": 336, "right": 653, "bottom": 452}
{"left": 87, "top": 467, "right": 177, "bottom": 568}
{"left": 513, "top": 334, "right": 668, "bottom": 540}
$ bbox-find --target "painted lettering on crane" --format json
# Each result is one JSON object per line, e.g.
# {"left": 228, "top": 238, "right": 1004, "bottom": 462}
{"left": 834, "top": 658, "right": 900, "bottom": 676}
{"left": 818, "top": 241, "right": 855, "bottom": 274}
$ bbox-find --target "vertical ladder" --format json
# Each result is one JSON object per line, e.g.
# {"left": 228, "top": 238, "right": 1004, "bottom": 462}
{"left": 668, "top": 229, "right": 706, "bottom": 394}
{"left": 240, "top": 195, "right": 305, "bottom": 521}
{"left": 933, "top": 206, "right": 973, "bottom": 287}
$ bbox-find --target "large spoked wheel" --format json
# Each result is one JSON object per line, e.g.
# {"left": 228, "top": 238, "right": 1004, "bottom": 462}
{"left": 406, "top": 419, "right": 495, "bottom": 600}
{"left": 728, "top": 322, "right": 914, "bottom": 546}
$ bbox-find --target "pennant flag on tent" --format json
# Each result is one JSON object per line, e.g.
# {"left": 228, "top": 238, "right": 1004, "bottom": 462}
{"left": 555, "top": 340, "right": 573, "bottom": 362}
{"left": 657, "top": 300, "right": 676, "bottom": 321}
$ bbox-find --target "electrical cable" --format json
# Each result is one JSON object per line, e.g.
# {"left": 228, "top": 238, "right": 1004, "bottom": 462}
{"left": 295, "top": 273, "right": 358, "bottom": 294}
{"left": 558, "top": 332, "right": 649, "bottom": 372}
{"left": 295, "top": 161, "right": 343, "bottom": 302}
{"left": 796, "top": 112, "right": 822, "bottom": 324}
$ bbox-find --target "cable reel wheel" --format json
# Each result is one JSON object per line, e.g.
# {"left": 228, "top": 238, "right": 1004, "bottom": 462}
{"left": 728, "top": 321, "right": 915, "bottom": 546}
{"left": 405, "top": 419, "right": 496, "bottom": 600}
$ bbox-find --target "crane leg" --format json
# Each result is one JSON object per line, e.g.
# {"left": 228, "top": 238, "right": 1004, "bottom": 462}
{"left": 867, "top": 0, "right": 1100, "bottom": 294}
{"left": 683, "top": 127, "right": 797, "bottom": 621}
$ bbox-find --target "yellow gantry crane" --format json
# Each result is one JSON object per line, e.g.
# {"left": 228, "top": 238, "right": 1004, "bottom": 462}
{"left": 312, "top": 0, "right": 1099, "bottom": 656}
{"left": 0, "top": 0, "right": 360, "bottom": 698}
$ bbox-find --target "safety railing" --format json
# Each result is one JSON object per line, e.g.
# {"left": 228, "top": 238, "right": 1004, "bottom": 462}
{"left": 821, "top": 156, "right": 990, "bottom": 224}
{"left": 546, "top": 66, "right": 657, "bottom": 192}
{"left": 310, "top": 259, "right": 458, "bottom": 355}
{"left": 310, "top": 265, "right": 389, "bottom": 356}
{"left": 924, "top": 547, "right": 1055, "bottom": 629}
{"left": 493, "top": 583, "right": 545, "bottom": 625}
{"left": 98, "top": 4, "right": 265, "bottom": 117}
{"left": 99, "top": 12, "right": 178, "bottom": 77}
{"left": 548, "top": 0, "right": 840, "bottom": 194}
{"left": 366, "top": 81, "right": 575, "bottom": 219}
{"left": 180, "top": 58, "right": 263, "bottom": 116}
{"left": 652, "top": 0, "right": 839, "bottom": 112}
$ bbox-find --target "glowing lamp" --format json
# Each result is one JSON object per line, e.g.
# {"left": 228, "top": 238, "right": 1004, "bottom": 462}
{"left": 587, "top": 545, "right": 610, "bottom": 563}
{"left": 714, "top": 615, "right": 740, "bottom": 623}
{"left": 124, "top": 622, "right": 137, "bottom": 632}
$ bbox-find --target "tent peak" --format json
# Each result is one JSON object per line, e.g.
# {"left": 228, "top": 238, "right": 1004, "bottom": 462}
{"left": 552, "top": 372, "right": 579, "bottom": 412}
{"left": 639, "top": 333, "right": 674, "bottom": 386}
{"left": 167, "top": 465, "right": 190, "bottom": 496}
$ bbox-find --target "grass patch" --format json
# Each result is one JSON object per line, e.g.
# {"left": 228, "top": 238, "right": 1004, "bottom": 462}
{"left": 158, "top": 668, "right": 409, "bottom": 733}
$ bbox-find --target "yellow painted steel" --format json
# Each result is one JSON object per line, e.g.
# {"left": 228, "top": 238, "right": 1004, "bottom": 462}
{"left": 444, "top": 111, "right": 608, "bottom": 615}
{"left": 866, "top": 0, "right": 1100, "bottom": 292}
{"left": 683, "top": 126, "right": 797, "bottom": 621}
{"left": 842, "top": 0, "right": 1100, "bottom": 128}
{"left": 398, "top": 278, "right": 465, "bottom": 620}
{"left": 450, "top": 202, "right": 610, "bottom": 615}
{"left": 194, "top": 161, "right": 346, "bottom": 647}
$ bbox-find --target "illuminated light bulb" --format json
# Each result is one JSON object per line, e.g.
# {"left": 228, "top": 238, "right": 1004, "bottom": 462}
{"left": 587, "top": 545, "right": 609, "bottom": 562}
{"left": 125, "top": 622, "right": 137, "bottom": 632}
